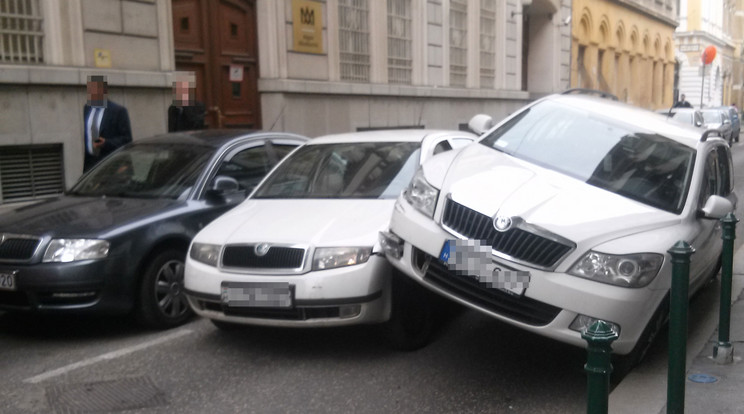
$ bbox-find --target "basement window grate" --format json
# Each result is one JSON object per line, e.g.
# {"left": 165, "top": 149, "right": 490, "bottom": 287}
{"left": 0, "top": 144, "right": 65, "bottom": 203}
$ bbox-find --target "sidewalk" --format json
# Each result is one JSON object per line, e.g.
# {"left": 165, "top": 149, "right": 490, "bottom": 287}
{"left": 609, "top": 245, "right": 744, "bottom": 413}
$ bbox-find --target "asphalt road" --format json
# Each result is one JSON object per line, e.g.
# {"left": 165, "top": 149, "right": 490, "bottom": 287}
{"left": 1, "top": 138, "right": 744, "bottom": 414}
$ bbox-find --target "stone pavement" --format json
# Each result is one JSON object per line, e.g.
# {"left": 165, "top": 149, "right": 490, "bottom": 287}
{"left": 609, "top": 245, "right": 744, "bottom": 414}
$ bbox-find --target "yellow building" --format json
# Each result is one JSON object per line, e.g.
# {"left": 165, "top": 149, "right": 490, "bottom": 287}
{"left": 570, "top": 0, "right": 678, "bottom": 109}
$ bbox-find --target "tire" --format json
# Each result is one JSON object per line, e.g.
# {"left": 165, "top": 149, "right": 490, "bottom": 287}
{"left": 613, "top": 295, "right": 669, "bottom": 378}
{"left": 382, "top": 271, "right": 438, "bottom": 351}
{"left": 136, "top": 249, "right": 193, "bottom": 329}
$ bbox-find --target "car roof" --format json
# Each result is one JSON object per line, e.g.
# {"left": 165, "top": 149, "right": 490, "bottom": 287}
{"left": 307, "top": 129, "right": 472, "bottom": 145}
{"left": 545, "top": 94, "right": 705, "bottom": 147}
{"left": 133, "top": 130, "right": 306, "bottom": 148}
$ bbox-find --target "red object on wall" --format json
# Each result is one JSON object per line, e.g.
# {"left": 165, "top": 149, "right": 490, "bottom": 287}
{"left": 702, "top": 45, "right": 717, "bottom": 65}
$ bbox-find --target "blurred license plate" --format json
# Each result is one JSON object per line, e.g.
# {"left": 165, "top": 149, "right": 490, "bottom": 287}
{"left": 0, "top": 271, "right": 16, "bottom": 291}
{"left": 221, "top": 282, "right": 292, "bottom": 308}
{"left": 439, "top": 240, "right": 530, "bottom": 296}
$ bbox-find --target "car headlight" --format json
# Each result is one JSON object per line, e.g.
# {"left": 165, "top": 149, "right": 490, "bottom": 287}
{"left": 43, "top": 239, "right": 110, "bottom": 263}
{"left": 312, "top": 247, "right": 372, "bottom": 270}
{"left": 403, "top": 168, "right": 439, "bottom": 217}
{"left": 568, "top": 251, "right": 663, "bottom": 287}
{"left": 190, "top": 242, "right": 221, "bottom": 267}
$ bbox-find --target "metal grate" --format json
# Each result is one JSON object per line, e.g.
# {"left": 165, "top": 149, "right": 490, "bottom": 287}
{"left": 0, "top": 234, "right": 41, "bottom": 261}
{"left": 0, "top": 144, "right": 64, "bottom": 203}
{"left": 417, "top": 249, "right": 561, "bottom": 326}
{"left": 479, "top": 0, "right": 496, "bottom": 88}
{"left": 387, "top": 0, "right": 412, "bottom": 84}
{"left": 441, "top": 199, "right": 574, "bottom": 269}
{"left": 449, "top": 0, "right": 467, "bottom": 87}
{"left": 0, "top": 0, "right": 43, "bottom": 64}
{"left": 222, "top": 245, "right": 306, "bottom": 269}
{"left": 339, "top": 0, "right": 370, "bottom": 82}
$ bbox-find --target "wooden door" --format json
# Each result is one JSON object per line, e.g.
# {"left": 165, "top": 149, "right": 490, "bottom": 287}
{"left": 172, "top": 0, "right": 261, "bottom": 129}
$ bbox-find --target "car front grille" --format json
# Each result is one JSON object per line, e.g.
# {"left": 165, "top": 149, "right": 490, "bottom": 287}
{"left": 415, "top": 248, "right": 561, "bottom": 326}
{"left": 441, "top": 199, "right": 573, "bottom": 269}
{"left": 222, "top": 245, "right": 305, "bottom": 270}
{"left": 0, "top": 235, "right": 41, "bottom": 261}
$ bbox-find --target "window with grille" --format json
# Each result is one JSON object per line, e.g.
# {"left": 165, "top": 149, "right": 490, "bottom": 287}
{"left": 0, "top": 0, "right": 43, "bottom": 64}
{"left": 449, "top": 0, "right": 467, "bottom": 87}
{"left": 387, "top": 0, "right": 412, "bottom": 84}
{"left": 480, "top": 0, "right": 496, "bottom": 88}
{"left": 339, "top": 0, "right": 370, "bottom": 82}
{"left": 0, "top": 145, "right": 64, "bottom": 203}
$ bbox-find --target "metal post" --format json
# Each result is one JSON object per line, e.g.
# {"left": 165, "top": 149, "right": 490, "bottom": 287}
{"left": 582, "top": 320, "right": 618, "bottom": 414}
{"left": 667, "top": 241, "right": 694, "bottom": 414}
{"left": 714, "top": 213, "right": 738, "bottom": 364}
{"left": 700, "top": 63, "right": 706, "bottom": 108}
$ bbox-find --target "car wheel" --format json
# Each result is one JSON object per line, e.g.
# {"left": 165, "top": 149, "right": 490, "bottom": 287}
{"left": 136, "top": 249, "right": 193, "bottom": 329}
{"left": 613, "top": 294, "right": 669, "bottom": 378}
{"left": 382, "top": 270, "right": 437, "bottom": 351}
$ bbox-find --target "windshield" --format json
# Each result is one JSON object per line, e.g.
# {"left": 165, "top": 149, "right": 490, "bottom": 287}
{"left": 254, "top": 142, "right": 420, "bottom": 199}
{"left": 702, "top": 111, "right": 722, "bottom": 124}
{"left": 71, "top": 143, "right": 214, "bottom": 199}
{"left": 479, "top": 100, "right": 695, "bottom": 213}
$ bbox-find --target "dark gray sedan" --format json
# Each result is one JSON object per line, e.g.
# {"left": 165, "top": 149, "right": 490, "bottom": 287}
{"left": 0, "top": 130, "right": 307, "bottom": 328}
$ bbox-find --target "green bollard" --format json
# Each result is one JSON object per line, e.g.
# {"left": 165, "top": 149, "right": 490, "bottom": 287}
{"left": 582, "top": 320, "right": 618, "bottom": 414}
{"left": 667, "top": 240, "right": 694, "bottom": 414}
{"left": 714, "top": 212, "right": 738, "bottom": 364}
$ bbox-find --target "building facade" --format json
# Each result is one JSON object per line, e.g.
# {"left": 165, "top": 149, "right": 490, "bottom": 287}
{"left": 255, "top": 0, "right": 572, "bottom": 138}
{"left": 570, "top": 0, "right": 678, "bottom": 109}
{"left": 0, "top": 0, "right": 175, "bottom": 203}
{"left": 0, "top": 0, "right": 572, "bottom": 207}
{"left": 675, "top": 0, "right": 738, "bottom": 109}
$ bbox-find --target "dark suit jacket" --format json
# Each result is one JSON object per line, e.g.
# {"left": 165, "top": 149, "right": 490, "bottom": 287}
{"left": 168, "top": 102, "right": 206, "bottom": 132}
{"left": 83, "top": 100, "right": 132, "bottom": 172}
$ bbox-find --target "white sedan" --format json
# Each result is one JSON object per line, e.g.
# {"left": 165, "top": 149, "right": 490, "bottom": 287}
{"left": 184, "top": 129, "right": 475, "bottom": 348}
{"left": 380, "top": 90, "right": 736, "bottom": 366}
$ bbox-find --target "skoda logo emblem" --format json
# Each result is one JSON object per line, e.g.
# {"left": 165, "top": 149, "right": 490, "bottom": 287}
{"left": 254, "top": 243, "right": 271, "bottom": 257}
{"left": 492, "top": 215, "right": 513, "bottom": 232}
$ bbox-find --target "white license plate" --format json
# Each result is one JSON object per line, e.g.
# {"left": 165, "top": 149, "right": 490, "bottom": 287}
{"left": 221, "top": 282, "right": 292, "bottom": 308}
{"left": 440, "top": 239, "right": 530, "bottom": 296}
{"left": 0, "top": 271, "right": 17, "bottom": 291}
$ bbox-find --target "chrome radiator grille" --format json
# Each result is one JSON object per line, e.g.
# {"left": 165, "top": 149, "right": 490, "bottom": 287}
{"left": 441, "top": 199, "right": 573, "bottom": 269}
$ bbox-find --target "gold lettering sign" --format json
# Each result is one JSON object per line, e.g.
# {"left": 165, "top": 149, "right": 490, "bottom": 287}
{"left": 94, "top": 48, "right": 112, "bottom": 68}
{"left": 292, "top": 0, "right": 323, "bottom": 54}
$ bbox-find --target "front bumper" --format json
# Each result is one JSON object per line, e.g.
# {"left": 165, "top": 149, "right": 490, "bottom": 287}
{"left": 384, "top": 199, "right": 666, "bottom": 355}
{"left": 184, "top": 255, "right": 392, "bottom": 327}
{"left": 0, "top": 257, "right": 133, "bottom": 314}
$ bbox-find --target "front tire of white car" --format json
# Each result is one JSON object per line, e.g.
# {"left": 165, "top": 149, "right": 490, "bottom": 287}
{"left": 613, "top": 294, "right": 669, "bottom": 379}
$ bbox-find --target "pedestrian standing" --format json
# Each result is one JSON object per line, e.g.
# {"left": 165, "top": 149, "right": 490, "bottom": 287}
{"left": 83, "top": 75, "right": 132, "bottom": 172}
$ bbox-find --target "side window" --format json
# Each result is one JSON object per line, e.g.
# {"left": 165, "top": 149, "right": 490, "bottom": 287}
{"left": 433, "top": 140, "right": 453, "bottom": 155}
{"left": 717, "top": 145, "right": 732, "bottom": 197}
{"left": 214, "top": 144, "right": 270, "bottom": 193}
{"left": 699, "top": 150, "right": 720, "bottom": 208}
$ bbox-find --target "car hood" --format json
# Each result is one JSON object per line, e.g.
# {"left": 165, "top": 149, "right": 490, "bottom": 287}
{"left": 0, "top": 196, "right": 182, "bottom": 237}
{"left": 441, "top": 145, "right": 681, "bottom": 246}
{"left": 196, "top": 199, "right": 396, "bottom": 248}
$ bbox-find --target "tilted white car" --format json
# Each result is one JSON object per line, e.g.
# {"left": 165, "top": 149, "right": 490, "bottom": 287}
{"left": 184, "top": 129, "right": 475, "bottom": 347}
{"left": 380, "top": 91, "right": 736, "bottom": 364}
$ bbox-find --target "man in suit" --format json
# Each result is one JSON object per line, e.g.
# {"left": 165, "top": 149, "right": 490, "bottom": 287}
{"left": 83, "top": 75, "right": 132, "bottom": 172}
{"left": 168, "top": 74, "right": 205, "bottom": 132}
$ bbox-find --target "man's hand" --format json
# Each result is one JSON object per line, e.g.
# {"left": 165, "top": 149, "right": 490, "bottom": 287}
{"left": 93, "top": 137, "right": 106, "bottom": 149}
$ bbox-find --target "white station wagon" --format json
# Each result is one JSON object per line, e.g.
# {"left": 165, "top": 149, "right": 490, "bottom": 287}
{"left": 380, "top": 91, "right": 736, "bottom": 365}
{"left": 184, "top": 129, "right": 475, "bottom": 348}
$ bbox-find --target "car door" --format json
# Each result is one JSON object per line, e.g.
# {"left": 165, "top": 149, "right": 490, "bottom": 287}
{"left": 689, "top": 144, "right": 733, "bottom": 290}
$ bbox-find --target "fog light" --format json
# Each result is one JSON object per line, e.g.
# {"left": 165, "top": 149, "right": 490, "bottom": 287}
{"left": 339, "top": 305, "right": 361, "bottom": 319}
{"left": 50, "top": 292, "right": 97, "bottom": 298}
{"left": 379, "top": 231, "right": 403, "bottom": 260}
{"left": 569, "top": 314, "right": 620, "bottom": 335}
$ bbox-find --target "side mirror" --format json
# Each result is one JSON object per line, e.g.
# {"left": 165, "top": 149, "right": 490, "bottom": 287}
{"left": 212, "top": 175, "right": 239, "bottom": 193}
{"left": 468, "top": 114, "right": 495, "bottom": 135}
{"left": 700, "top": 195, "right": 734, "bottom": 219}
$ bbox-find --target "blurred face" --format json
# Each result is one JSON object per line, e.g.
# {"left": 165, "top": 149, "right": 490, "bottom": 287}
{"left": 172, "top": 81, "right": 193, "bottom": 106}
{"left": 87, "top": 81, "right": 107, "bottom": 107}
